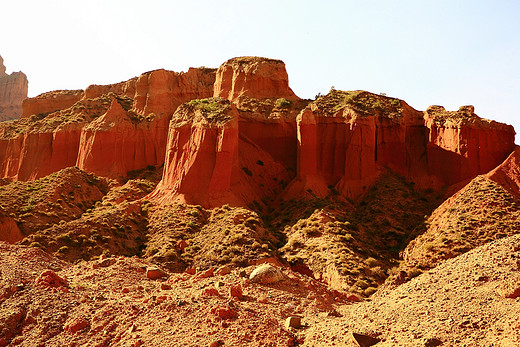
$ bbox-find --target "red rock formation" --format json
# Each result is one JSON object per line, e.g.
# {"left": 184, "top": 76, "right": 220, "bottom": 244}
{"left": 76, "top": 99, "right": 169, "bottom": 178}
{"left": 425, "top": 105, "right": 515, "bottom": 187}
{"left": 17, "top": 125, "right": 84, "bottom": 180}
{"left": 0, "top": 56, "right": 516, "bottom": 209}
{"left": 0, "top": 96, "right": 106, "bottom": 180}
{"left": 486, "top": 146, "right": 520, "bottom": 197}
{"left": 287, "top": 91, "right": 515, "bottom": 199}
{"left": 151, "top": 98, "right": 291, "bottom": 208}
{"left": 214, "top": 57, "right": 298, "bottom": 101}
{"left": 287, "top": 91, "right": 425, "bottom": 197}
{"left": 0, "top": 55, "right": 28, "bottom": 121}
{"left": 0, "top": 67, "right": 216, "bottom": 180}
{"left": 76, "top": 68, "right": 216, "bottom": 178}
{"left": 0, "top": 212, "right": 22, "bottom": 243}
{"left": 83, "top": 79, "right": 136, "bottom": 100}
{"left": 21, "top": 90, "right": 83, "bottom": 118}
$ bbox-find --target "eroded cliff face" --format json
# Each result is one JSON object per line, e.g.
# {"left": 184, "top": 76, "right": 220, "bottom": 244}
{"left": 75, "top": 68, "right": 216, "bottom": 178}
{"left": 0, "top": 56, "right": 516, "bottom": 209}
{"left": 21, "top": 90, "right": 83, "bottom": 118}
{"left": 151, "top": 97, "right": 298, "bottom": 208}
{"left": 0, "top": 56, "right": 28, "bottom": 121}
{"left": 0, "top": 67, "right": 216, "bottom": 180}
{"left": 424, "top": 105, "right": 515, "bottom": 186}
{"left": 284, "top": 91, "right": 515, "bottom": 200}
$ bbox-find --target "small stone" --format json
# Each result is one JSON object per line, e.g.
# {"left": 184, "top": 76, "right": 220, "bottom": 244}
{"left": 185, "top": 268, "right": 197, "bottom": 275}
{"left": 327, "top": 309, "right": 342, "bottom": 317}
{"left": 197, "top": 268, "right": 214, "bottom": 279}
{"left": 64, "top": 316, "right": 89, "bottom": 333}
{"left": 284, "top": 316, "right": 302, "bottom": 329}
{"left": 214, "top": 281, "right": 224, "bottom": 288}
{"left": 249, "top": 264, "right": 284, "bottom": 284}
{"left": 146, "top": 267, "right": 166, "bottom": 280}
{"left": 498, "top": 279, "right": 520, "bottom": 298}
{"left": 349, "top": 332, "right": 381, "bottom": 347}
{"left": 202, "top": 288, "right": 220, "bottom": 296}
{"left": 121, "top": 287, "right": 130, "bottom": 293}
{"left": 176, "top": 240, "right": 188, "bottom": 251}
{"left": 35, "top": 270, "right": 68, "bottom": 289}
{"left": 99, "top": 258, "right": 116, "bottom": 268}
{"left": 229, "top": 285, "right": 243, "bottom": 300}
{"left": 257, "top": 296, "right": 268, "bottom": 304}
{"left": 209, "top": 340, "right": 224, "bottom": 347}
{"left": 215, "top": 265, "right": 231, "bottom": 276}
{"left": 423, "top": 337, "right": 443, "bottom": 347}
{"left": 346, "top": 294, "right": 361, "bottom": 302}
{"left": 160, "top": 283, "right": 172, "bottom": 290}
{"left": 210, "top": 306, "right": 236, "bottom": 320}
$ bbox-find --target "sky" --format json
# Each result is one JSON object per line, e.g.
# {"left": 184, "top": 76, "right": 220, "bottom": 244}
{"left": 1, "top": 0, "right": 519, "bottom": 137}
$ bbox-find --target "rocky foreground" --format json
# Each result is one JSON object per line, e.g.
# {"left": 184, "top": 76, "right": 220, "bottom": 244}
{"left": 0, "top": 56, "right": 519, "bottom": 346}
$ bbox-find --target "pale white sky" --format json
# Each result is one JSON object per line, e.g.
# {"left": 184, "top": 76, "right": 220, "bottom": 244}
{"left": 2, "top": 0, "right": 519, "bottom": 138}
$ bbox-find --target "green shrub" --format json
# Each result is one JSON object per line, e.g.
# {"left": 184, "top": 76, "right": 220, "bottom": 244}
{"left": 275, "top": 98, "right": 292, "bottom": 108}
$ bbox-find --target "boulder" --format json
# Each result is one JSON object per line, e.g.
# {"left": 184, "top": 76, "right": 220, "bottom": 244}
{"left": 64, "top": 316, "right": 89, "bottom": 334}
{"left": 249, "top": 264, "right": 284, "bottom": 284}
{"left": 284, "top": 316, "right": 302, "bottom": 329}
{"left": 146, "top": 266, "right": 166, "bottom": 280}
{"left": 210, "top": 306, "right": 236, "bottom": 320}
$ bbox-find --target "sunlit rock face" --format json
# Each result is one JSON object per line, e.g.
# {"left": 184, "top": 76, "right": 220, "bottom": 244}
{"left": 0, "top": 55, "right": 28, "bottom": 121}
{"left": 0, "top": 56, "right": 515, "bottom": 211}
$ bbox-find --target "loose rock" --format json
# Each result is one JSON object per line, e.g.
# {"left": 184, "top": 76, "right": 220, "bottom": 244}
{"left": 64, "top": 316, "right": 89, "bottom": 334}
{"left": 146, "top": 267, "right": 166, "bottom": 280}
{"left": 229, "top": 285, "right": 243, "bottom": 300}
{"left": 249, "top": 264, "right": 284, "bottom": 284}
{"left": 349, "top": 332, "right": 381, "bottom": 347}
{"left": 284, "top": 316, "right": 302, "bottom": 329}
{"left": 210, "top": 306, "right": 236, "bottom": 320}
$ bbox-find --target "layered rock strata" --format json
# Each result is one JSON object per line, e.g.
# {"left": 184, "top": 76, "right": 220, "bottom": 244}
{"left": 0, "top": 56, "right": 515, "bottom": 209}
{"left": 0, "top": 67, "right": 216, "bottom": 180}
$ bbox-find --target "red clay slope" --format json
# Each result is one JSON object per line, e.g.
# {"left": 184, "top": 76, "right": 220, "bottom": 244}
{"left": 486, "top": 145, "right": 520, "bottom": 197}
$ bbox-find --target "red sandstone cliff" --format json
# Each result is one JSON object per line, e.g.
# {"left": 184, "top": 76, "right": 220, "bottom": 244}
{"left": 0, "top": 55, "right": 28, "bottom": 121}
{"left": 285, "top": 91, "right": 515, "bottom": 200}
{"left": 0, "top": 56, "right": 516, "bottom": 209}
{"left": 0, "top": 67, "right": 216, "bottom": 180}
{"left": 150, "top": 97, "right": 296, "bottom": 208}
{"left": 214, "top": 57, "right": 298, "bottom": 101}
{"left": 75, "top": 68, "right": 216, "bottom": 178}
{"left": 21, "top": 90, "right": 83, "bottom": 118}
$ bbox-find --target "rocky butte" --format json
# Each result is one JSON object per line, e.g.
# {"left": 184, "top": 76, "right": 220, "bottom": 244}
{"left": 0, "top": 55, "right": 28, "bottom": 121}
